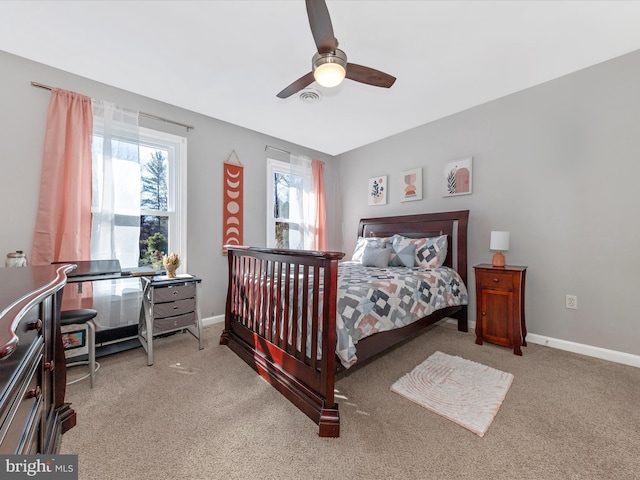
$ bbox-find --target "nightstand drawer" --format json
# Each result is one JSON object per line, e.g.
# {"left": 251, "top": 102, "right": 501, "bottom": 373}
{"left": 477, "top": 271, "right": 514, "bottom": 291}
{"left": 153, "top": 312, "right": 196, "bottom": 334}
{"left": 153, "top": 298, "right": 196, "bottom": 319}
{"left": 153, "top": 283, "right": 196, "bottom": 303}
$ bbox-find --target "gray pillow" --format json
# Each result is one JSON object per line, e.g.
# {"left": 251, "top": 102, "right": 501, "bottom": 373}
{"left": 361, "top": 246, "right": 391, "bottom": 267}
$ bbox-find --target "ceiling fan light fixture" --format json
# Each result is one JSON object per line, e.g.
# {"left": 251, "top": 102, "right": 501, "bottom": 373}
{"left": 312, "top": 49, "right": 347, "bottom": 88}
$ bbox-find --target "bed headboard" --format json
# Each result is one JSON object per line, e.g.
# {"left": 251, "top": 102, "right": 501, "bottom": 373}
{"left": 356, "top": 210, "right": 469, "bottom": 285}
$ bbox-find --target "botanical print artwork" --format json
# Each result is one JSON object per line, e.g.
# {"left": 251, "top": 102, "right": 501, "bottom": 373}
{"left": 401, "top": 167, "right": 422, "bottom": 202}
{"left": 443, "top": 157, "right": 473, "bottom": 197}
{"left": 368, "top": 175, "right": 387, "bottom": 205}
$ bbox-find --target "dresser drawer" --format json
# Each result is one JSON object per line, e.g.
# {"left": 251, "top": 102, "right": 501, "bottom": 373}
{"left": 0, "top": 344, "right": 43, "bottom": 454}
{"left": 153, "top": 312, "right": 196, "bottom": 334}
{"left": 0, "top": 305, "right": 43, "bottom": 410}
{"left": 153, "top": 298, "right": 196, "bottom": 319}
{"left": 477, "top": 271, "right": 514, "bottom": 291}
{"left": 153, "top": 283, "right": 196, "bottom": 303}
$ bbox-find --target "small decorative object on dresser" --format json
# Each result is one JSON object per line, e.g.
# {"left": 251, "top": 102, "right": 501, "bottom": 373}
{"left": 162, "top": 252, "right": 181, "bottom": 278}
{"left": 474, "top": 264, "right": 527, "bottom": 356}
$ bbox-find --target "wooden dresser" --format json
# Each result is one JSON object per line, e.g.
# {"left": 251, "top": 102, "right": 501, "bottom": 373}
{"left": 0, "top": 264, "right": 76, "bottom": 453}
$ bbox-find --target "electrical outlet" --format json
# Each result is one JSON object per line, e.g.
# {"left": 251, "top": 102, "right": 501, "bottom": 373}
{"left": 565, "top": 295, "right": 578, "bottom": 309}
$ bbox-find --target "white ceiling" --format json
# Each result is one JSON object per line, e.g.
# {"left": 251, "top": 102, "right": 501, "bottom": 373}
{"left": 2, "top": 1, "right": 640, "bottom": 156}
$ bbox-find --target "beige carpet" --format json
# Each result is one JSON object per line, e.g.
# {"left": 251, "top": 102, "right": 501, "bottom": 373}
{"left": 391, "top": 351, "right": 514, "bottom": 437}
{"left": 60, "top": 321, "right": 640, "bottom": 480}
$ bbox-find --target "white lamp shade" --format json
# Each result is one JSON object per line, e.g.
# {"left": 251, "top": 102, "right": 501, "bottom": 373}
{"left": 490, "top": 231, "right": 510, "bottom": 251}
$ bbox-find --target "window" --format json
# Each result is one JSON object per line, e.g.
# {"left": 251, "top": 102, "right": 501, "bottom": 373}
{"left": 138, "top": 128, "right": 187, "bottom": 270}
{"left": 91, "top": 126, "right": 187, "bottom": 269}
{"left": 267, "top": 158, "right": 312, "bottom": 249}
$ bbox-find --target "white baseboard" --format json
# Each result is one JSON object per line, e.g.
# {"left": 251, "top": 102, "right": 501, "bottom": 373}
{"left": 202, "top": 314, "right": 224, "bottom": 327}
{"left": 446, "top": 318, "right": 640, "bottom": 369}
{"left": 208, "top": 314, "right": 640, "bottom": 368}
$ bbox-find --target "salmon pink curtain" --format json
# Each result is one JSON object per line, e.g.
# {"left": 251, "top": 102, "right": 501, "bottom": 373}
{"left": 289, "top": 154, "right": 327, "bottom": 251}
{"left": 311, "top": 159, "right": 328, "bottom": 250}
{"left": 31, "top": 88, "right": 93, "bottom": 265}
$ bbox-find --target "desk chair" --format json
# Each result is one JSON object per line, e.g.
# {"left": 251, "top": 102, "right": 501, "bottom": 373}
{"left": 61, "top": 309, "right": 100, "bottom": 388}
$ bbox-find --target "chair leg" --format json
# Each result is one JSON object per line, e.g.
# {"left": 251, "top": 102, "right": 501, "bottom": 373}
{"left": 65, "top": 321, "right": 99, "bottom": 388}
{"left": 87, "top": 321, "right": 95, "bottom": 388}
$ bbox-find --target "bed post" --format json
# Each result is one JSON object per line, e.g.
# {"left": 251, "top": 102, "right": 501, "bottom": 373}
{"left": 454, "top": 210, "right": 469, "bottom": 332}
{"left": 318, "top": 255, "right": 340, "bottom": 437}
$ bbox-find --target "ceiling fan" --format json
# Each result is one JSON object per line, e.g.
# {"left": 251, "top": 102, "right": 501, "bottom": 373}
{"left": 276, "top": 0, "right": 396, "bottom": 99}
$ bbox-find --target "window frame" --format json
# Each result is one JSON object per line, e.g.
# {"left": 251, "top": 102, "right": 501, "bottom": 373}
{"left": 138, "top": 127, "right": 188, "bottom": 270}
{"left": 266, "top": 158, "right": 312, "bottom": 249}
{"left": 91, "top": 126, "right": 188, "bottom": 269}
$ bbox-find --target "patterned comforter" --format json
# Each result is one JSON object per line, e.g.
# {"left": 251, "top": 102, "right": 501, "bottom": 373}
{"left": 335, "top": 262, "right": 468, "bottom": 368}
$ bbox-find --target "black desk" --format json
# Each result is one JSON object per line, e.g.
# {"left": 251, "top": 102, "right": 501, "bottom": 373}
{"left": 61, "top": 263, "right": 159, "bottom": 355}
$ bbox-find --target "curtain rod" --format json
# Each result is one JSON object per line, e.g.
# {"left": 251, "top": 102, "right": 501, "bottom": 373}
{"left": 265, "top": 144, "right": 325, "bottom": 164}
{"left": 265, "top": 145, "right": 290, "bottom": 155}
{"left": 30, "top": 81, "right": 195, "bottom": 131}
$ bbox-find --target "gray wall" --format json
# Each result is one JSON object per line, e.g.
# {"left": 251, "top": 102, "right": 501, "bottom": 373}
{"left": 0, "top": 50, "right": 336, "bottom": 319}
{"left": 336, "top": 50, "right": 640, "bottom": 357}
{"left": 3, "top": 47, "right": 639, "bottom": 359}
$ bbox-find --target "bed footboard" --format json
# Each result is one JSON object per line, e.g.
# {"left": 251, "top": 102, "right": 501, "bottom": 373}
{"left": 220, "top": 246, "right": 345, "bottom": 437}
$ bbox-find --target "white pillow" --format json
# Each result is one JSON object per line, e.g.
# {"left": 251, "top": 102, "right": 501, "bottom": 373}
{"left": 351, "top": 236, "right": 389, "bottom": 262}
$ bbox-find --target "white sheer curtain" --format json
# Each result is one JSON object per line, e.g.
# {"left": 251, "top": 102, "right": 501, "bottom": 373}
{"left": 90, "top": 100, "right": 141, "bottom": 331}
{"left": 289, "top": 153, "right": 317, "bottom": 250}
{"left": 90, "top": 100, "right": 140, "bottom": 266}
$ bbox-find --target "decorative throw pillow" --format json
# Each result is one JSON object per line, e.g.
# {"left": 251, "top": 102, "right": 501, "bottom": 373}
{"left": 414, "top": 235, "right": 448, "bottom": 268}
{"left": 389, "top": 234, "right": 448, "bottom": 268}
{"left": 361, "top": 246, "right": 391, "bottom": 268}
{"left": 388, "top": 237, "right": 416, "bottom": 267}
{"left": 351, "top": 236, "right": 389, "bottom": 262}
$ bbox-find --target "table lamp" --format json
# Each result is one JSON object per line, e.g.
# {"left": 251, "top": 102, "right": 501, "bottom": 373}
{"left": 490, "top": 231, "right": 510, "bottom": 267}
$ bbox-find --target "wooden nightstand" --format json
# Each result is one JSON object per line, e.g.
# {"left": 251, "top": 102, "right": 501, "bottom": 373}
{"left": 473, "top": 264, "right": 527, "bottom": 355}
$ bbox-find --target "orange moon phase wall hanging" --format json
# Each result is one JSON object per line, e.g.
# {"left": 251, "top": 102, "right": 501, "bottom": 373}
{"left": 222, "top": 157, "right": 243, "bottom": 254}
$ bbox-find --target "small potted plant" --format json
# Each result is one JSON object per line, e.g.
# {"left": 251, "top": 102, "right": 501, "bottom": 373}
{"left": 162, "top": 253, "right": 181, "bottom": 278}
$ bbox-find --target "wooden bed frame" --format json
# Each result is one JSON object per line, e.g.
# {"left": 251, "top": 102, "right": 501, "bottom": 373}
{"left": 220, "top": 210, "right": 469, "bottom": 437}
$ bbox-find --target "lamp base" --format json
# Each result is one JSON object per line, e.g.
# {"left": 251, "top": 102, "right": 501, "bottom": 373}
{"left": 492, "top": 251, "right": 506, "bottom": 267}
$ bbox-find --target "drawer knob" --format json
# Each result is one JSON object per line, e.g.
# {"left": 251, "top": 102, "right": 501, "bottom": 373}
{"left": 27, "top": 386, "right": 41, "bottom": 399}
{"left": 27, "top": 319, "right": 43, "bottom": 332}
{"left": 482, "top": 312, "right": 487, "bottom": 316}
{"left": 44, "top": 361, "right": 55, "bottom": 371}
{"left": 492, "top": 278, "right": 499, "bottom": 283}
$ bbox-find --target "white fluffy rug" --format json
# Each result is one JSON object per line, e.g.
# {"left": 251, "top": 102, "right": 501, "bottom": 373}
{"left": 391, "top": 351, "right": 514, "bottom": 437}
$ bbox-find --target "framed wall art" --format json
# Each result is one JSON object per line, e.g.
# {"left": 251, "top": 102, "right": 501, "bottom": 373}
{"left": 401, "top": 167, "right": 422, "bottom": 202}
{"left": 442, "top": 157, "right": 473, "bottom": 197}
{"left": 368, "top": 175, "right": 388, "bottom": 205}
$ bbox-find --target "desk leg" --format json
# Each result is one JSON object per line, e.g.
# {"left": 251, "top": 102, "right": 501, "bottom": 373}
{"left": 144, "top": 293, "right": 154, "bottom": 366}
{"left": 138, "top": 280, "right": 155, "bottom": 366}
{"left": 196, "top": 292, "right": 203, "bottom": 350}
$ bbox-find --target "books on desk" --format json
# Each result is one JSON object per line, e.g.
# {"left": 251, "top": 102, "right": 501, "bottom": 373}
{"left": 126, "top": 267, "right": 159, "bottom": 277}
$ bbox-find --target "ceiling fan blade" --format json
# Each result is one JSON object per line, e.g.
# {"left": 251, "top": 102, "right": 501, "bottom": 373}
{"left": 276, "top": 72, "right": 315, "bottom": 99}
{"left": 306, "top": 0, "right": 338, "bottom": 53}
{"left": 345, "top": 63, "right": 396, "bottom": 88}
